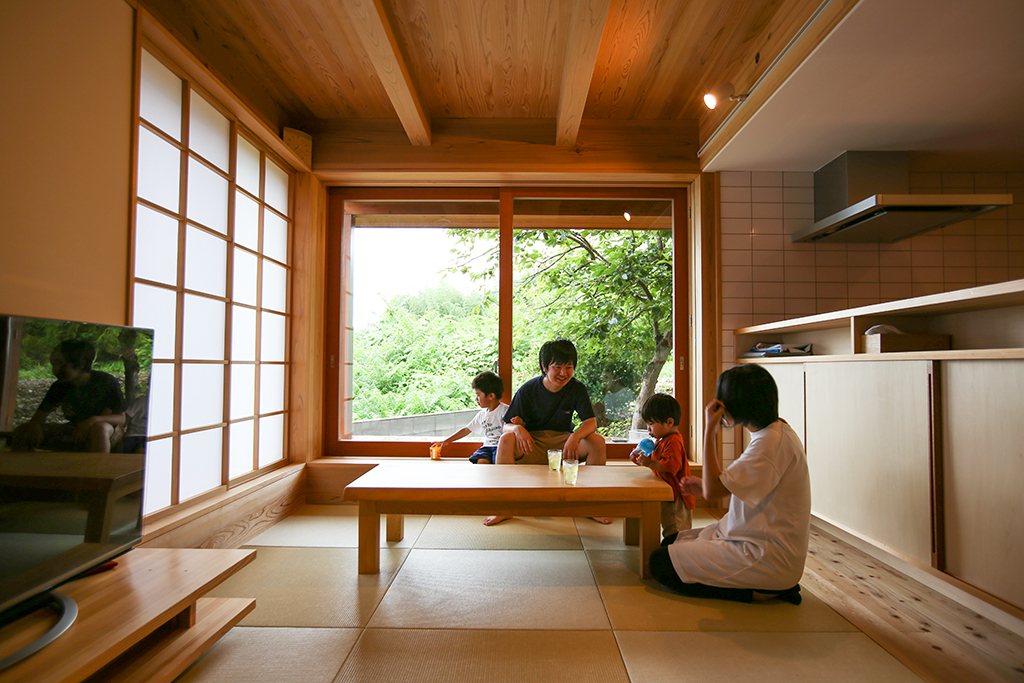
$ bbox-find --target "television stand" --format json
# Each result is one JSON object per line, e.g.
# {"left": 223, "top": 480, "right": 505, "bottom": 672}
{"left": 0, "top": 547, "right": 255, "bottom": 683}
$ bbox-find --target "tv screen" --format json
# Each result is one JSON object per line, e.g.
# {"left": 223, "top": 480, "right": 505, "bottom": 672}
{"left": 0, "top": 314, "right": 153, "bottom": 621}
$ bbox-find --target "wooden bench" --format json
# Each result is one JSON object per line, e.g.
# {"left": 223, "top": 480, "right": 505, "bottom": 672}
{"left": 343, "top": 461, "right": 674, "bottom": 579}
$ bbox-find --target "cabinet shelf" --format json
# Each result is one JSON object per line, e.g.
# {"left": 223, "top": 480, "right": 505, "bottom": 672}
{"left": 735, "top": 278, "right": 1024, "bottom": 361}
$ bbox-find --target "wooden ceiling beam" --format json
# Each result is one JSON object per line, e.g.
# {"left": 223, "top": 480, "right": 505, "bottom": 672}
{"left": 342, "top": 0, "right": 431, "bottom": 146}
{"left": 556, "top": 0, "right": 612, "bottom": 147}
{"left": 305, "top": 118, "right": 700, "bottom": 186}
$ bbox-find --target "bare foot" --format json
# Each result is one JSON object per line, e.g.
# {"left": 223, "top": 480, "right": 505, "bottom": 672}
{"left": 590, "top": 517, "right": 612, "bottom": 525}
{"left": 484, "top": 515, "right": 512, "bottom": 526}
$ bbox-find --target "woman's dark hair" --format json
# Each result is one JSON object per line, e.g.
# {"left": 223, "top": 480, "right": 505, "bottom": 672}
{"left": 538, "top": 339, "right": 577, "bottom": 373}
{"left": 471, "top": 371, "right": 504, "bottom": 398}
{"left": 641, "top": 392, "right": 681, "bottom": 425}
{"left": 715, "top": 364, "right": 778, "bottom": 430}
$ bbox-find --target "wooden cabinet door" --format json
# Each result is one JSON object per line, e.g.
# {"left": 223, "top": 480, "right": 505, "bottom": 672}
{"left": 942, "top": 359, "right": 1024, "bottom": 609}
{"left": 805, "top": 361, "right": 934, "bottom": 564}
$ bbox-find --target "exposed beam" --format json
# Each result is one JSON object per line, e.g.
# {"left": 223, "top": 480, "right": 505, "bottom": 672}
{"left": 556, "top": 0, "right": 612, "bottom": 147}
{"left": 306, "top": 118, "right": 700, "bottom": 186}
{"left": 342, "top": 0, "right": 431, "bottom": 146}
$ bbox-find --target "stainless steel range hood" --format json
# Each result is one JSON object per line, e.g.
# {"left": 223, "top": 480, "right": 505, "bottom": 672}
{"left": 790, "top": 152, "right": 1013, "bottom": 243}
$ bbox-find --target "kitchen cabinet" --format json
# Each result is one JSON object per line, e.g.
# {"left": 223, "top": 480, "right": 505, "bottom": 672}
{"left": 734, "top": 279, "right": 1024, "bottom": 611}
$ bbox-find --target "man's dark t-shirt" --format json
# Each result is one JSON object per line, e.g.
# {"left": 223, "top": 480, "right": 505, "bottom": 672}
{"left": 504, "top": 376, "right": 595, "bottom": 433}
{"left": 39, "top": 371, "right": 125, "bottom": 424}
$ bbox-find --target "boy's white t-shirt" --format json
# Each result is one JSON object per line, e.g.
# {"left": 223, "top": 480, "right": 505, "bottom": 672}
{"left": 465, "top": 403, "right": 509, "bottom": 447}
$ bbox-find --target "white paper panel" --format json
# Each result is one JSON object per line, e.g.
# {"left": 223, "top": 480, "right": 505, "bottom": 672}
{"left": 233, "top": 248, "right": 258, "bottom": 306}
{"left": 186, "top": 158, "right": 228, "bottom": 234}
{"left": 258, "top": 413, "right": 285, "bottom": 467}
{"left": 189, "top": 90, "right": 230, "bottom": 171}
{"left": 183, "top": 294, "right": 225, "bottom": 360}
{"left": 134, "top": 204, "right": 179, "bottom": 285}
{"left": 260, "top": 312, "right": 287, "bottom": 362}
{"left": 261, "top": 260, "right": 288, "bottom": 313}
{"left": 260, "top": 363, "right": 285, "bottom": 414}
{"left": 231, "top": 305, "right": 257, "bottom": 361}
{"left": 184, "top": 226, "right": 227, "bottom": 296}
{"left": 236, "top": 135, "right": 260, "bottom": 196}
{"left": 180, "top": 363, "right": 224, "bottom": 430}
{"left": 143, "top": 436, "right": 173, "bottom": 515}
{"left": 132, "top": 283, "right": 177, "bottom": 360}
{"left": 229, "top": 419, "right": 255, "bottom": 479}
{"left": 137, "top": 127, "right": 181, "bottom": 212}
{"left": 265, "top": 160, "right": 289, "bottom": 214}
{"left": 148, "top": 362, "right": 176, "bottom": 436}
{"left": 230, "top": 363, "right": 256, "bottom": 420}
{"left": 139, "top": 50, "right": 181, "bottom": 141}
{"left": 179, "top": 427, "right": 223, "bottom": 500}
{"left": 234, "top": 191, "right": 260, "bottom": 251}
{"left": 263, "top": 209, "right": 288, "bottom": 263}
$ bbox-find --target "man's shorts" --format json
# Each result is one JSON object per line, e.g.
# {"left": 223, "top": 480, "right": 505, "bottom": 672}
{"left": 514, "top": 430, "right": 596, "bottom": 465}
{"left": 469, "top": 446, "right": 497, "bottom": 464}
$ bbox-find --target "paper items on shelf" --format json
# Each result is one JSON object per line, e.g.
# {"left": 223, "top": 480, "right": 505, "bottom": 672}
{"left": 741, "top": 342, "right": 813, "bottom": 358}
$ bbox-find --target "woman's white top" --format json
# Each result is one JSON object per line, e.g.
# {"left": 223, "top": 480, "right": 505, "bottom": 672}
{"left": 667, "top": 419, "right": 811, "bottom": 590}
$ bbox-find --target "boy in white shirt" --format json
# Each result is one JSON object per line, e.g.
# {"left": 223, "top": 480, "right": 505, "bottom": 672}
{"left": 432, "top": 371, "right": 508, "bottom": 464}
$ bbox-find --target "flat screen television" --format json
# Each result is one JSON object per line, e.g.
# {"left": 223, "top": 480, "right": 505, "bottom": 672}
{"left": 0, "top": 314, "right": 153, "bottom": 669}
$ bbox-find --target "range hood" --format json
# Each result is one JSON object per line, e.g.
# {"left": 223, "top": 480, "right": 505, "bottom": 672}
{"left": 790, "top": 151, "right": 1013, "bottom": 243}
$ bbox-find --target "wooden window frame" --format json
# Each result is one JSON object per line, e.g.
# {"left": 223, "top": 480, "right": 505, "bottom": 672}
{"left": 324, "top": 186, "right": 690, "bottom": 459}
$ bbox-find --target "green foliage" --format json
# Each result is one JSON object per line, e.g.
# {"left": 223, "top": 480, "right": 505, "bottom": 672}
{"left": 353, "top": 284, "right": 498, "bottom": 420}
{"left": 17, "top": 320, "right": 154, "bottom": 379}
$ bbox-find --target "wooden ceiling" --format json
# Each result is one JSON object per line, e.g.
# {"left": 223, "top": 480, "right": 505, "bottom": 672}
{"left": 139, "top": 0, "right": 844, "bottom": 183}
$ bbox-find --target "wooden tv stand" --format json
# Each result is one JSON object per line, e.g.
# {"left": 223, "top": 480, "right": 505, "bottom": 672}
{"left": 0, "top": 547, "right": 255, "bottom": 683}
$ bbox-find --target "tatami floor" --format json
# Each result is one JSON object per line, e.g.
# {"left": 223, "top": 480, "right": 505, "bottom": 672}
{"left": 176, "top": 505, "right": 928, "bottom": 683}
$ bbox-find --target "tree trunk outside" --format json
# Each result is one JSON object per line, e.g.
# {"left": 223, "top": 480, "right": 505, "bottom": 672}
{"left": 631, "top": 331, "right": 673, "bottom": 430}
{"left": 118, "top": 329, "right": 140, "bottom": 405}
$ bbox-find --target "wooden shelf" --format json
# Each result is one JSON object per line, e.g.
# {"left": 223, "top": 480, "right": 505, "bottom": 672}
{"left": 0, "top": 548, "right": 255, "bottom": 683}
{"left": 735, "top": 278, "right": 1024, "bottom": 360}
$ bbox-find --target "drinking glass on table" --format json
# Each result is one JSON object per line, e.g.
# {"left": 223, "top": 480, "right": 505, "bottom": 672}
{"left": 547, "top": 449, "right": 562, "bottom": 471}
{"left": 563, "top": 458, "right": 579, "bottom": 485}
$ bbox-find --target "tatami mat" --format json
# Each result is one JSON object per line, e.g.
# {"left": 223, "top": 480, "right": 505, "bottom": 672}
{"left": 178, "top": 504, "right": 933, "bottom": 683}
{"left": 615, "top": 631, "right": 926, "bottom": 682}
{"left": 415, "top": 514, "right": 582, "bottom": 550}
{"left": 334, "top": 628, "right": 631, "bottom": 683}
{"left": 246, "top": 505, "right": 429, "bottom": 548}
{"left": 176, "top": 627, "right": 360, "bottom": 683}
{"left": 367, "top": 548, "right": 610, "bottom": 630}
{"left": 205, "top": 546, "right": 408, "bottom": 627}
{"left": 588, "top": 550, "right": 858, "bottom": 632}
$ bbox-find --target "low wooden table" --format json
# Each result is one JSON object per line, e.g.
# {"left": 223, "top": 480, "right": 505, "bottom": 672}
{"left": 343, "top": 463, "right": 674, "bottom": 579}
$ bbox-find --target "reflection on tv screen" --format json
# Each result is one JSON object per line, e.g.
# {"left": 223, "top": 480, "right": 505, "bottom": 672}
{"left": 0, "top": 315, "right": 153, "bottom": 617}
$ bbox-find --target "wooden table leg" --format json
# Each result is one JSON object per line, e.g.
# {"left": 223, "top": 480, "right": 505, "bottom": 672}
{"left": 386, "top": 513, "right": 404, "bottom": 542}
{"left": 622, "top": 517, "right": 640, "bottom": 546}
{"left": 639, "top": 501, "right": 660, "bottom": 580}
{"left": 358, "top": 501, "right": 380, "bottom": 574}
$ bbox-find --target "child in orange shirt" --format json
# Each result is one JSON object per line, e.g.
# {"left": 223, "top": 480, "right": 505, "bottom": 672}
{"left": 630, "top": 393, "right": 695, "bottom": 544}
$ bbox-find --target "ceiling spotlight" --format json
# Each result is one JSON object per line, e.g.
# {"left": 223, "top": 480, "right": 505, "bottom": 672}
{"left": 623, "top": 212, "right": 631, "bottom": 222}
{"left": 703, "top": 82, "right": 747, "bottom": 110}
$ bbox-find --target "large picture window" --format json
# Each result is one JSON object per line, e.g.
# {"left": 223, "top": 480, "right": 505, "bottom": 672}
{"left": 326, "top": 189, "right": 688, "bottom": 456}
{"left": 132, "top": 47, "right": 293, "bottom": 516}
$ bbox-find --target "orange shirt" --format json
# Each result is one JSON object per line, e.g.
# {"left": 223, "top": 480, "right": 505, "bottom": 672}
{"left": 651, "top": 431, "right": 695, "bottom": 509}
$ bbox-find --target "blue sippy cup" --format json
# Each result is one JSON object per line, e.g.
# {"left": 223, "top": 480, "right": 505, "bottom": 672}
{"left": 637, "top": 438, "right": 655, "bottom": 455}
